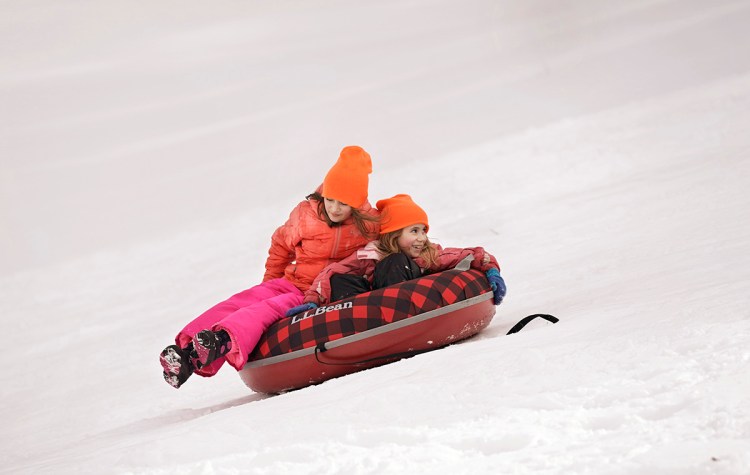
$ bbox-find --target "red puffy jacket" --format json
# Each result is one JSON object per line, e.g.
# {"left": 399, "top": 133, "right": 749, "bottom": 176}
{"left": 263, "top": 196, "right": 379, "bottom": 292}
{"left": 304, "top": 240, "right": 501, "bottom": 305}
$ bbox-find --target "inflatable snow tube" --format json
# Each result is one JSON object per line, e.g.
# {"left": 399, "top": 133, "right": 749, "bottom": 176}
{"left": 239, "top": 268, "right": 496, "bottom": 394}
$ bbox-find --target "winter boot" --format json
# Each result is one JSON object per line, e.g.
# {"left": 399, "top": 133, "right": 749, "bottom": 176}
{"left": 160, "top": 344, "right": 195, "bottom": 389}
{"left": 192, "top": 330, "right": 232, "bottom": 369}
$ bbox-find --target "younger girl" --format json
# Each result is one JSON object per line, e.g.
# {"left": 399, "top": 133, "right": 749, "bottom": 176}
{"left": 160, "top": 146, "right": 380, "bottom": 388}
{"left": 286, "top": 193, "right": 506, "bottom": 316}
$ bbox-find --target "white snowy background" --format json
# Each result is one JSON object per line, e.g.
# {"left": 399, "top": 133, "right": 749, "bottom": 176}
{"left": 2, "top": 0, "right": 750, "bottom": 473}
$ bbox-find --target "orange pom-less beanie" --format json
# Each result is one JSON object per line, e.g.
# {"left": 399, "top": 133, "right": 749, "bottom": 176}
{"left": 375, "top": 194, "right": 429, "bottom": 234}
{"left": 321, "top": 146, "right": 372, "bottom": 208}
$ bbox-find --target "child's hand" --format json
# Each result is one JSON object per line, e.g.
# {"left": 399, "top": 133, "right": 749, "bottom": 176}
{"left": 485, "top": 268, "right": 506, "bottom": 305}
{"left": 285, "top": 302, "right": 317, "bottom": 317}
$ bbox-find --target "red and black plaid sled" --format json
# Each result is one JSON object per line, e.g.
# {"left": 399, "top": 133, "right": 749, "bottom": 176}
{"left": 239, "top": 266, "right": 496, "bottom": 394}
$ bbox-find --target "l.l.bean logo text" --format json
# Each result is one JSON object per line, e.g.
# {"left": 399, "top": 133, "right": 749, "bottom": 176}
{"left": 291, "top": 301, "right": 353, "bottom": 324}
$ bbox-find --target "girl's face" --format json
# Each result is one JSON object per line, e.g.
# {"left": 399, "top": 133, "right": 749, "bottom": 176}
{"left": 324, "top": 197, "right": 353, "bottom": 223}
{"left": 397, "top": 224, "right": 428, "bottom": 258}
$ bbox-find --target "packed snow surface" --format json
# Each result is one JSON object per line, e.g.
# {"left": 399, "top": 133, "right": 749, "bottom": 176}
{"left": 2, "top": 1, "right": 749, "bottom": 474}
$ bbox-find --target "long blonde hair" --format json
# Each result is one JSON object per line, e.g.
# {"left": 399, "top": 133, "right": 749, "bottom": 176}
{"left": 306, "top": 192, "right": 380, "bottom": 239}
{"left": 375, "top": 229, "right": 439, "bottom": 269}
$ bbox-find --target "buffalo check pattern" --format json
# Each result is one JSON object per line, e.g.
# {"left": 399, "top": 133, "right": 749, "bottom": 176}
{"left": 249, "top": 269, "right": 491, "bottom": 361}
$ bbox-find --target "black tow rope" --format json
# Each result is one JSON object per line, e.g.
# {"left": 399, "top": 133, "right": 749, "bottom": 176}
{"left": 506, "top": 313, "right": 558, "bottom": 334}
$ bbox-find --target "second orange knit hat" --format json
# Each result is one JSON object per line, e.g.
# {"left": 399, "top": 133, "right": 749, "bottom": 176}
{"left": 376, "top": 194, "right": 429, "bottom": 234}
{"left": 321, "top": 146, "right": 372, "bottom": 208}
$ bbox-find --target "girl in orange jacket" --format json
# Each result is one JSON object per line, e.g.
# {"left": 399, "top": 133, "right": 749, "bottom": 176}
{"left": 160, "top": 146, "right": 379, "bottom": 388}
{"left": 287, "top": 194, "right": 506, "bottom": 314}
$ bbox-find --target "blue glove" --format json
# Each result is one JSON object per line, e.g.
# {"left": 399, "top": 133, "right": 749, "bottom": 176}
{"left": 485, "top": 268, "right": 506, "bottom": 305}
{"left": 285, "top": 302, "right": 318, "bottom": 317}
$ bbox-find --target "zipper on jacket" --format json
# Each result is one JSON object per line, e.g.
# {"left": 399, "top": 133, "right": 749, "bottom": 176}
{"left": 330, "top": 226, "right": 342, "bottom": 260}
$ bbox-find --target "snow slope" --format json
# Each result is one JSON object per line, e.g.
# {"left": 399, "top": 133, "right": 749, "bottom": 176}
{"left": 2, "top": 1, "right": 750, "bottom": 474}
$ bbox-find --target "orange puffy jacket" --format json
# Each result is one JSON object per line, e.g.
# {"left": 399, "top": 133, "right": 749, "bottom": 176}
{"left": 263, "top": 195, "right": 379, "bottom": 292}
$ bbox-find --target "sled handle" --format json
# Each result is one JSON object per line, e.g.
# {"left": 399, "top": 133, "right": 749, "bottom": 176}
{"left": 454, "top": 255, "right": 473, "bottom": 271}
{"left": 314, "top": 343, "right": 432, "bottom": 367}
{"left": 313, "top": 314, "right": 559, "bottom": 366}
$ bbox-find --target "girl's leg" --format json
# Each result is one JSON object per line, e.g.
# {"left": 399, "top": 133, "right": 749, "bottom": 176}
{"left": 175, "top": 279, "right": 297, "bottom": 348}
{"left": 179, "top": 278, "right": 301, "bottom": 377}
{"left": 214, "top": 288, "right": 303, "bottom": 370}
{"left": 372, "top": 253, "right": 422, "bottom": 290}
{"left": 330, "top": 274, "right": 371, "bottom": 301}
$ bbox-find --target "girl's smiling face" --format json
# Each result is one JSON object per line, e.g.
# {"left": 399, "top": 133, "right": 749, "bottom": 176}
{"left": 397, "top": 224, "right": 428, "bottom": 258}
{"left": 324, "top": 197, "right": 353, "bottom": 223}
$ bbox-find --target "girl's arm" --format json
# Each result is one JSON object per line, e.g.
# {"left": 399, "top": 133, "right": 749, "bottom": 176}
{"left": 426, "top": 246, "right": 501, "bottom": 273}
{"left": 304, "top": 249, "right": 375, "bottom": 305}
{"left": 263, "top": 203, "right": 303, "bottom": 281}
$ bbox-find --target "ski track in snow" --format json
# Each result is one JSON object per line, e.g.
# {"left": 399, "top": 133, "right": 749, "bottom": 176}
{"left": 2, "top": 1, "right": 750, "bottom": 474}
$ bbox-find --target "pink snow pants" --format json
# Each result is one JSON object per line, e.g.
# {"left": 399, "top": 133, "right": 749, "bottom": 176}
{"left": 176, "top": 278, "right": 303, "bottom": 376}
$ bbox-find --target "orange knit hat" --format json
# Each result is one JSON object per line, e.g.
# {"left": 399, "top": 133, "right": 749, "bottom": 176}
{"left": 321, "top": 146, "right": 372, "bottom": 208}
{"left": 375, "top": 194, "right": 429, "bottom": 234}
